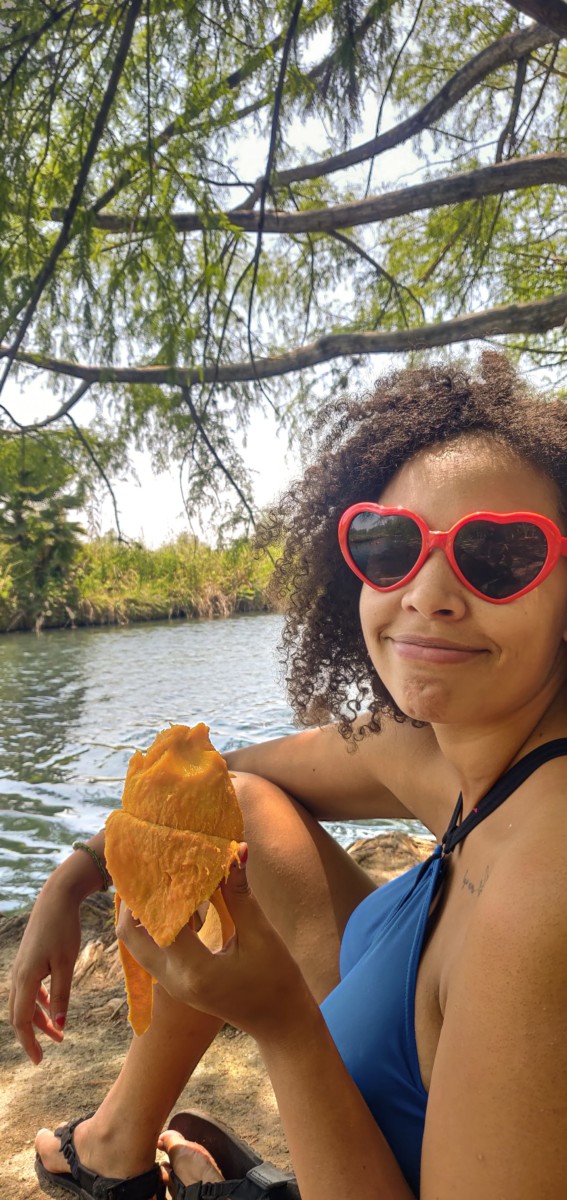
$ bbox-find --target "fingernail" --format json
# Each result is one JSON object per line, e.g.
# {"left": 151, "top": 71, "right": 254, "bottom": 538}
{"left": 54, "top": 1013, "right": 66, "bottom": 1029}
{"left": 238, "top": 844, "right": 248, "bottom": 866}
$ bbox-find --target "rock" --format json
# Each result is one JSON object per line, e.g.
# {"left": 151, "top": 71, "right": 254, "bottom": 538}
{"left": 348, "top": 830, "right": 434, "bottom": 887}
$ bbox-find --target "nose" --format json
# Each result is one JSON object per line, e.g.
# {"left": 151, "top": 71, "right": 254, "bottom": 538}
{"left": 400, "top": 547, "right": 468, "bottom": 619}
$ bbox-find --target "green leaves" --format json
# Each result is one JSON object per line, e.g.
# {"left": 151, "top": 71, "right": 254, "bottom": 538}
{"left": 1, "top": 0, "right": 565, "bottom": 532}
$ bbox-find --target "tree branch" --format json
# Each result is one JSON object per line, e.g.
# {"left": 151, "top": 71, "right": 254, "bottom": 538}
{"left": 0, "top": 0, "right": 81, "bottom": 90}
{"left": 0, "top": 380, "right": 91, "bottom": 434}
{"left": 86, "top": 0, "right": 353, "bottom": 218}
{"left": 503, "top": 1, "right": 567, "bottom": 37}
{"left": 246, "top": 0, "right": 303, "bottom": 398}
{"left": 329, "top": 230, "right": 425, "bottom": 321}
{"left": 495, "top": 54, "right": 528, "bottom": 162}
{"left": 3, "top": 292, "right": 566, "bottom": 388}
{"left": 259, "top": 21, "right": 557, "bottom": 189}
{"left": 0, "top": 0, "right": 144, "bottom": 397}
{"left": 180, "top": 385, "right": 256, "bottom": 524}
{"left": 60, "top": 152, "right": 567, "bottom": 236}
{"left": 66, "top": 412, "right": 124, "bottom": 541}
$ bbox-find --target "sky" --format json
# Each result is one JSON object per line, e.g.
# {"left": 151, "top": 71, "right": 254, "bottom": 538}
{"left": 2, "top": 375, "right": 300, "bottom": 545}
{"left": 98, "top": 407, "right": 296, "bottom": 546}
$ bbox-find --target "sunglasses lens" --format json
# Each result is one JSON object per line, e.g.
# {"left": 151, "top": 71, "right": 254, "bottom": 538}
{"left": 454, "top": 521, "right": 548, "bottom": 599}
{"left": 347, "top": 512, "right": 422, "bottom": 587}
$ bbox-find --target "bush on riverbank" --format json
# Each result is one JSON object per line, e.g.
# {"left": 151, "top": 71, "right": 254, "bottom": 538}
{"left": 0, "top": 533, "right": 277, "bottom": 632}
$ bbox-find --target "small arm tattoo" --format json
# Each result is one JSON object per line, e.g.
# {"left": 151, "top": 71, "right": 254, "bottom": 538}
{"left": 462, "top": 864, "right": 491, "bottom": 898}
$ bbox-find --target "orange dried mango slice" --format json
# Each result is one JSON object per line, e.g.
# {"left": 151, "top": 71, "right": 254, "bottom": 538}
{"left": 105, "top": 723, "right": 244, "bottom": 1035}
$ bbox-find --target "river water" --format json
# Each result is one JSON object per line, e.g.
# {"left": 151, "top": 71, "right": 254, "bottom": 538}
{"left": 0, "top": 613, "right": 421, "bottom": 913}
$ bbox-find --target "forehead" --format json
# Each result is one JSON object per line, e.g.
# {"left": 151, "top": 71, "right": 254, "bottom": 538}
{"left": 378, "top": 436, "right": 562, "bottom": 526}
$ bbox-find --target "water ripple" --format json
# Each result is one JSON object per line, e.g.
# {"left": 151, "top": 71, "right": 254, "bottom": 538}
{"left": 0, "top": 614, "right": 424, "bottom": 912}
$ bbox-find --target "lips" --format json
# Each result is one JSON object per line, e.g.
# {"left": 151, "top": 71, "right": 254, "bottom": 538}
{"left": 388, "top": 635, "right": 486, "bottom": 664}
{"left": 392, "top": 636, "right": 482, "bottom": 651}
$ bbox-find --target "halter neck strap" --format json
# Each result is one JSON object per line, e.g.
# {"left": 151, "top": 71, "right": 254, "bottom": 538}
{"left": 441, "top": 738, "right": 567, "bottom": 858}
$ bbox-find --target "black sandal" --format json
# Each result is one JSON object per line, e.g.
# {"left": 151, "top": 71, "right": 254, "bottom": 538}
{"left": 167, "top": 1111, "right": 299, "bottom": 1200}
{"left": 35, "top": 1114, "right": 165, "bottom": 1200}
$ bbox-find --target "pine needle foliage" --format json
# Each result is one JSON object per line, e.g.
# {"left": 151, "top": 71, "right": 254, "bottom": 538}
{"left": 0, "top": 0, "right": 565, "bottom": 526}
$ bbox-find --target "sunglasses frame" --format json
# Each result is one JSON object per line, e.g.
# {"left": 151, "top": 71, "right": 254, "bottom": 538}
{"left": 338, "top": 504, "right": 567, "bottom": 604}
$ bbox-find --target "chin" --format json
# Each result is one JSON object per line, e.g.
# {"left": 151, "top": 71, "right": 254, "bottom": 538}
{"left": 390, "top": 679, "right": 455, "bottom": 725}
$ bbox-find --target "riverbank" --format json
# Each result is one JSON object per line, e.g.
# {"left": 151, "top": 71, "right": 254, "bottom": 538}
{"left": 0, "top": 832, "right": 432, "bottom": 1198}
{"left": 0, "top": 535, "right": 277, "bottom": 633}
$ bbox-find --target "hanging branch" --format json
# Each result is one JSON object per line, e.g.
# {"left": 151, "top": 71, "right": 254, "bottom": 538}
{"left": 513, "top": 43, "right": 559, "bottom": 154}
{"left": 246, "top": 0, "right": 304, "bottom": 401}
{"left": 0, "top": 0, "right": 82, "bottom": 90}
{"left": 365, "top": 0, "right": 425, "bottom": 197}
{"left": 0, "top": 0, "right": 144, "bottom": 399}
{"left": 65, "top": 413, "right": 124, "bottom": 542}
{"left": 329, "top": 230, "right": 425, "bottom": 320}
{"left": 495, "top": 55, "right": 528, "bottom": 162}
{"left": 0, "top": 380, "right": 91, "bottom": 434}
{"left": 180, "top": 385, "right": 256, "bottom": 525}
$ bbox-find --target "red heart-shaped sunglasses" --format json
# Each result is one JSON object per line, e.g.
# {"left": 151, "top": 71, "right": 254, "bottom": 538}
{"left": 338, "top": 505, "right": 567, "bottom": 604}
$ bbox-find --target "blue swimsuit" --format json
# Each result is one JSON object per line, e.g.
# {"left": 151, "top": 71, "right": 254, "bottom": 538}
{"left": 321, "top": 740, "right": 567, "bottom": 1198}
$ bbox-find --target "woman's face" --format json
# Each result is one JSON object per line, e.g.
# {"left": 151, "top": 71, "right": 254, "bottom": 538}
{"left": 359, "top": 437, "right": 567, "bottom": 727}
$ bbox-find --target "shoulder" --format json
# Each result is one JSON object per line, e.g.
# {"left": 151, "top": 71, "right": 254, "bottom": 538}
{"left": 481, "top": 822, "right": 567, "bottom": 965}
{"left": 422, "top": 835, "right": 567, "bottom": 1198}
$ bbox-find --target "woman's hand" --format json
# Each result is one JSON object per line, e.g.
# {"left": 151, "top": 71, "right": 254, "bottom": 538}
{"left": 116, "top": 845, "right": 312, "bottom": 1041}
{"left": 9, "top": 842, "right": 105, "bottom": 1064}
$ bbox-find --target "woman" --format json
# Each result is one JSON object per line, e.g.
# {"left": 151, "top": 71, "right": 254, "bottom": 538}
{"left": 10, "top": 353, "right": 567, "bottom": 1199}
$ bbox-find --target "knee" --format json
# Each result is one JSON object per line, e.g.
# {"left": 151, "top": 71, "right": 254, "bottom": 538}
{"left": 230, "top": 771, "right": 294, "bottom": 846}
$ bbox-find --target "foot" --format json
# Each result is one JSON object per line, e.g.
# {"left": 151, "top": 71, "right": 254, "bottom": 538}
{"left": 35, "top": 1115, "right": 160, "bottom": 1192}
{"left": 35, "top": 1118, "right": 223, "bottom": 1197}
{"left": 159, "top": 1129, "right": 224, "bottom": 1187}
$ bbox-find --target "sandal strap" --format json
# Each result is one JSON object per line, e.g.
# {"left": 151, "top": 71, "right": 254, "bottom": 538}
{"left": 172, "top": 1162, "right": 298, "bottom": 1200}
{"left": 55, "top": 1115, "right": 165, "bottom": 1200}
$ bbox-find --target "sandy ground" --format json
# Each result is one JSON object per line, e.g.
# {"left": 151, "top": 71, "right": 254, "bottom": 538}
{"left": 0, "top": 832, "right": 432, "bottom": 1200}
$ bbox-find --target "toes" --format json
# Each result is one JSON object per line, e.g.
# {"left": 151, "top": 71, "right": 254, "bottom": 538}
{"left": 35, "top": 1129, "right": 68, "bottom": 1174}
{"left": 158, "top": 1130, "right": 223, "bottom": 1186}
{"left": 159, "top": 1130, "right": 188, "bottom": 1153}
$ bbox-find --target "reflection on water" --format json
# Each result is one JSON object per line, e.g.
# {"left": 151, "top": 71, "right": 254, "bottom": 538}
{"left": 0, "top": 614, "right": 420, "bottom": 913}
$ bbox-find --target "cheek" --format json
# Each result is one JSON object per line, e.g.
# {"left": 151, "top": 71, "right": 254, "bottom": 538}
{"left": 504, "top": 585, "right": 567, "bottom": 672}
{"left": 358, "top": 585, "right": 393, "bottom": 647}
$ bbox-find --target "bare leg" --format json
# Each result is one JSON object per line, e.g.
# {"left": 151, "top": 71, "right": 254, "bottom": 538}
{"left": 36, "top": 773, "right": 375, "bottom": 1187}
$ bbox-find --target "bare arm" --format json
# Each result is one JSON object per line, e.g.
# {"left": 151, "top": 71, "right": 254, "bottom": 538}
{"left": 225, "top": 716, "right": 452, "bottom": 831}
{"left": 258, "top": 1000, "right": 415, "bottom": 1200}
{"left": 9, "top": 832, "right": 110, "bottom": 1061}
{"left": 421, "top": 852, "right": 567, "bottom": 1198}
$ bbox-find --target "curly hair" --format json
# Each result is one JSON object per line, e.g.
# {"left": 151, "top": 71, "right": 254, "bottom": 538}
{"left": 262, "top": 352, "right": 566, "bottom": 741}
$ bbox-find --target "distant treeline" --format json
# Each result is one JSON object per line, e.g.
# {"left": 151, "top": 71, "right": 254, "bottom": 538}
{"left": 0, "top": 533, "right": 278, "bottom": 633}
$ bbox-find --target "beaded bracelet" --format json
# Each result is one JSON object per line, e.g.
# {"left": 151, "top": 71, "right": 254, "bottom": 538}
{"left": 72, "top": 841, "right": 112, "bottom": 892}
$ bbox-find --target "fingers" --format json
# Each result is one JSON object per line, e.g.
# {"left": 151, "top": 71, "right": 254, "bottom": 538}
{"left": 115, "top": 905, "right": 161, "bottom": 973}
{"left": 116, "top": 904, "right": 210, "bottom": 980}
{"left": 9, "top": 978, "right": 46, "bottom": 1064}
{"left": 13, "top": 1017, "right": 43, "bottom": 1065}
{"left": 48, "top": 963, "right": 74, "bottom": 1032}
{"left": 9, "top": 969, "right": 68, "bottom": 1064}
{"left": 10, "top": 1000, "right": 56, "bottom": 1064}
{"left": 38, "top": 983, "right": 50, "bottom": 1008}
{"left": 220, "top": 844, "right": 264, "bottom": 927}
{"left": 221, "top": 843, "right": 250, "bottom": 896}
{"left": 33, "top": 1001, "right": 65, "bottom": 1041}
